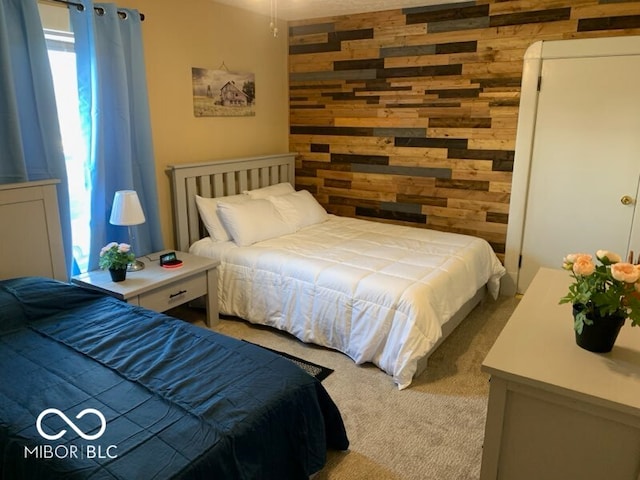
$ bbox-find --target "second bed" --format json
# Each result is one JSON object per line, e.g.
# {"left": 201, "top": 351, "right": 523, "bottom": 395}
{"left": 170, "top": 154, "right": 506, "bottom": 389}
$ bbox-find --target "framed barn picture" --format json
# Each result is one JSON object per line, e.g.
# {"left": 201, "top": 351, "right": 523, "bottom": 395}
{"left": 192, "top": 67, "right": 255, "bottom": 117}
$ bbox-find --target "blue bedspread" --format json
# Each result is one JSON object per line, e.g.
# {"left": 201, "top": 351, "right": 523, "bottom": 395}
{"left": 0, "top": 277, "right": 348, "bottom": 479}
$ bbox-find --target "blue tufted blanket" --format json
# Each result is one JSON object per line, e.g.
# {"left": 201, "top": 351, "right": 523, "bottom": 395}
{"left": 0, "top": 277, "right": 348, "bottom": 479}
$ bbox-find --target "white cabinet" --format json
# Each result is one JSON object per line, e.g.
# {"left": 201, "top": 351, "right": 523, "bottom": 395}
{"left": 480, "top": 268, "right": 640, "bottom": 480}
{"left": 504, "top": 36, "right": 640, "bottom": 295}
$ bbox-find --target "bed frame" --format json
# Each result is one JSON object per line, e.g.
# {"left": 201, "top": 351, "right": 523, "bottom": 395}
{"left": 0, "top": 180, "right": 67, "bottom": 281}
{"left": 167, "top": 153, "right": 485, "bottom": 380}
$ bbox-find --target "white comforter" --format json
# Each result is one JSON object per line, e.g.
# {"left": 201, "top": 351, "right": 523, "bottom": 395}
{"left": 191, "top": 215, "right": 505, "bottom": 389}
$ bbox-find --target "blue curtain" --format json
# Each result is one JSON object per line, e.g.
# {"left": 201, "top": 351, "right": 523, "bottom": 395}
{"left": 0, "top": 0, "right": 74, "bottom": 276}
{"left": 71, "top": 1, "right": 163, "bottom": 270}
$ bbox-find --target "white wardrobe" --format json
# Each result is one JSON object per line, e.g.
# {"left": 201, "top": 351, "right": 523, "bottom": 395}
{"left": 504, "top": 36, "right": 640, "bottom": 295}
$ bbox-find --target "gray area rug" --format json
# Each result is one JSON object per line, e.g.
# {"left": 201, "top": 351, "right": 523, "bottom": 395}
{"left": 242, "top": 339, "right": 334, "bottom": 381}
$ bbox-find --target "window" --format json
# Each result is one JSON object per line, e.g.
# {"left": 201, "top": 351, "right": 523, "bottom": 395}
{"left": 45, "top": 28, "right": 91, "bottom": 273}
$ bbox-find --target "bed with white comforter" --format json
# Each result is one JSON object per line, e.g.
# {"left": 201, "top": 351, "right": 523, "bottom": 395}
{"left": 191, "top": 212, "right": 505, "bottom": 389}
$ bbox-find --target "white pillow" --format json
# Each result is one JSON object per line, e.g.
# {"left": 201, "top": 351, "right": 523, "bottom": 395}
{"left": 268, "top": 190, "right": 328, "bottom": 230}
{"left": 244, "top": 182, "right": 294, "bottom": 199}
{"left": 195, "top": 194, "right": 249, "bottom": 242}
{"left": 217, "top": 198, "right": 295, "bottom": 246}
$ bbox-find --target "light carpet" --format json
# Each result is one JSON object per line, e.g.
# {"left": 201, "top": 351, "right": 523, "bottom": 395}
{"left": 169, "top": 293, "right": 519, "bottom": 480}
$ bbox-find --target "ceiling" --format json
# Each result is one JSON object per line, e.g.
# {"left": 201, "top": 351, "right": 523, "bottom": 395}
{"left": 211, "top": 0, "right": 468, "bottom": 21}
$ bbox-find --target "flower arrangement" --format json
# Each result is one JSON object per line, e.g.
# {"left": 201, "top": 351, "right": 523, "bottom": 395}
{"left": 98, "top": 242, "right": 136, "bottom": 270}
{"left": 560, "top": 250, "right": 640, "bottom": 333}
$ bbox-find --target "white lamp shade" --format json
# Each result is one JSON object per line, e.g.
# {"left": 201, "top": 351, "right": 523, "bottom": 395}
{"left": 109, "top": 190, "right": 146, "bottom": 226}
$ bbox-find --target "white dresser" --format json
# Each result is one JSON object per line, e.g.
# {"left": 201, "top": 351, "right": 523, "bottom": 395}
{"left": 480, "top": 267, "right": 640, "bottom": 480}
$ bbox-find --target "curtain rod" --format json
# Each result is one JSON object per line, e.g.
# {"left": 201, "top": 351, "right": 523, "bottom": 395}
{"left": 46, "top": 0, "right": 145, "bottom": 21}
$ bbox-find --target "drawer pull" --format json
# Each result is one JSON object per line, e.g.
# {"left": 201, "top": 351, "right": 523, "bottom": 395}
{"left": 169, "top": 290, "right": 187, "bottom": 299}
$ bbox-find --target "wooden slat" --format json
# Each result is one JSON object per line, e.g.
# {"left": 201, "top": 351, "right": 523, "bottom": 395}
{"left": 223, "top": 172, "right": 236, "bottom": 194}
{"left": 212, "top": 174, "right": 224, "bottom": 197}
{"left": 249, "top": 169, "right": 260, "bottom": 189}
{"left": 185, "top": 177, "right": 199, "bottom": 249}
{"left": 237, "top": 170, "right": 249, "bottom": 192}
{"left": 571, "top": 3, "right": 640, "bottom": 20}
{"left": 197, "top": 176, "right": 211, "bottom": 198}
{"left": 258, "top": 167, "right": 268, "bottom": 187}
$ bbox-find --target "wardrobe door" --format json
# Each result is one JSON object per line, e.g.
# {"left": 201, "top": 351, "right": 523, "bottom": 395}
{"left": 517, "top": 54, "right": 640, "bottom": 293}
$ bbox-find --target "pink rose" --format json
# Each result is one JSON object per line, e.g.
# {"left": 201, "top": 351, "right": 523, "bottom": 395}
{"left": 118, "top": 243, "right": 131, "bottom": 253}
{"left": 100, "top": 242, "right": 118, "bottom": 256}
{"left": 572, "top": 256, "right": 595, "bottom": 276}
{"left": 563, "top": 253, "right": 591, "bottom": 270}
{"left": 611, "top": 263, "right": 640, "bottom": 283}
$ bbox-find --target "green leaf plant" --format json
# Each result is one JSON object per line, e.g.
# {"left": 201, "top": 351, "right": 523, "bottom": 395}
{"left": 559, "top": 251, "right": 640, "bottom": 334}
{"left": 98, "top": 242, "right": 136, "bottom": 271}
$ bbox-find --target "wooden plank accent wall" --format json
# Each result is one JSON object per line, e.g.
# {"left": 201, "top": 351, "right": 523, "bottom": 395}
{"left": 288, "top": 0, "right": 640, "bottom": 260}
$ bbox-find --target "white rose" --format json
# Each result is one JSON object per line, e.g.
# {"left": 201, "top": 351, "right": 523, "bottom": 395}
{"left": 596, "top": 250, "right": 622, "bottom": 265}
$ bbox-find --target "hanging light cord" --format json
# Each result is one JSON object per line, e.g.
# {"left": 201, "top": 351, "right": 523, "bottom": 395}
{"left": 269, "top": 0, "right": 278, "bottom": 37}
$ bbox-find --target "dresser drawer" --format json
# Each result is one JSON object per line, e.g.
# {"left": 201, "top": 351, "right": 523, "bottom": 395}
{"left": 138, "top": 272, "right": 207, "bottom": 312}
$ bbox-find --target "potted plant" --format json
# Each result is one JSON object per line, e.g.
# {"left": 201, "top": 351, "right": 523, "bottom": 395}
{"left": 560, "top": 250, "right": 640, "bottom": 352}
{"left": 99, "top": 242, "right": 136, "bottom": 282}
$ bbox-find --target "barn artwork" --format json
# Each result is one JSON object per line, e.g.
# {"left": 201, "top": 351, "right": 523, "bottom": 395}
{"left": 192, "top": 67, "right": 255, "bottom": 117}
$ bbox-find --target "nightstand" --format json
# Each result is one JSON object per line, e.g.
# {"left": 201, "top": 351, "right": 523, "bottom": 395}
{"left": 72, "top": 251, "right": 220, "bottom": 327}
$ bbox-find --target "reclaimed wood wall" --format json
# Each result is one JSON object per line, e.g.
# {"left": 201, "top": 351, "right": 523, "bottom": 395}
{"left": 288, "top": 0, "right": 640, "bottom": 259}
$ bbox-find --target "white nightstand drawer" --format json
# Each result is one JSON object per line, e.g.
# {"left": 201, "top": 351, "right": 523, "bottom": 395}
{"left": 138, "top": 272, "right": 207, "bottom": 312}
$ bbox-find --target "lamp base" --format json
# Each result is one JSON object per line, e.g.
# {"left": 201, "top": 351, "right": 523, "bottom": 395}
{"left": 127, "top": 259, "right": 145, "bottom": 271}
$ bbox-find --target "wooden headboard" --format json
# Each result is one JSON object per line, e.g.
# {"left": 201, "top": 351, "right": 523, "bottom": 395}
{"left": 0, "top": 180, "right": 67, "bottom": 281}
{"left": 167, "top": 153, "right": 296, "bottom": 252}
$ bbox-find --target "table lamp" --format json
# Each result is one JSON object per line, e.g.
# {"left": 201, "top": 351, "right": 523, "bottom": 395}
{"left": 109, "top": 190, "right": 146, "bottom": 271}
